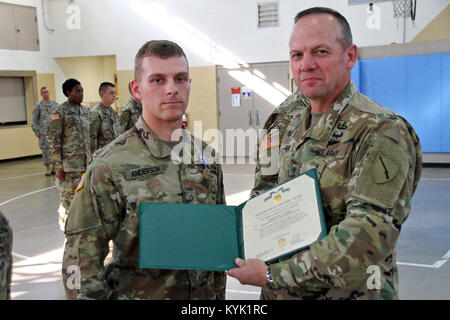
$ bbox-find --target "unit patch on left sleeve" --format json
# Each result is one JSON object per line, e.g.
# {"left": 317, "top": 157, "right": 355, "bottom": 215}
{"left": 371, "top": 153, "right": 400, "bottom": 184}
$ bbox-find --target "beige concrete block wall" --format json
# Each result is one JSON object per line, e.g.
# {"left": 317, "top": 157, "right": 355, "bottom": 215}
{"left": 412, "top": 4, "right": 450, "bottom": 42}
{"left": 117, "top": 69, "right": 134, "bottom": 109}
{"left": 36, "top": 73, "right": 57, "bottom": 102}
{"left": 0, "top": 126, "right": 41, "bottom": 160}
{"left": 55, "top": 55, "right": 117, "bottom": 108}
{"left": 0, "top": 71, "right": 41, "bottom": 160}
{"left": 187, "top": 66, "right": 219, "bottom": 149}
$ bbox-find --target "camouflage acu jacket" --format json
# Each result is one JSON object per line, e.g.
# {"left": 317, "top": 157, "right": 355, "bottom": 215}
{"left": 0, "top": 212, "right": 12, "bottom": 300}
{"left": 32, "top": 100, "right": 58, "bottom": 134}
{"left": 48, "top": 100, "right": 91, "bottom": 172}
{"left": 65, "top": 117, "right": 226, "bottom": 300}
{"left": 253, "top": 82, "right": 422, "bottom": 300}
{"left": 119, "top": 99, "right": 142, "bottom": 132}
{"left": 90, "top": 103, "right": 122, "bottom": 154}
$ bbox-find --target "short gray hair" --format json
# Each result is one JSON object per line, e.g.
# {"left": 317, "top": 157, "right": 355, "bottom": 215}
{"left": 294, "top": 7, "right": 353, "bottom": 49}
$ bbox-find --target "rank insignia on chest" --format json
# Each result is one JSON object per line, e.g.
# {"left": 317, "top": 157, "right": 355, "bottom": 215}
{"left": 337, "top": 120, "right": 348, "bottom": 130}
{"left": 125, "top": 166, "right": 164, "bottom": 180}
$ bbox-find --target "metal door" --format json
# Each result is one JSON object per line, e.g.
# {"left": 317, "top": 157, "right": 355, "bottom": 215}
{"left": 0, "top": 4, "right": 17, "bottom": 50}
{"left": 14, "top": 5, "right": 39, "bottom": 51}
{"left": 251, "top": 62, "right": 290, "bottom": 130}
{"left": 217, "top": 61, "right": 290, "bottom": 159}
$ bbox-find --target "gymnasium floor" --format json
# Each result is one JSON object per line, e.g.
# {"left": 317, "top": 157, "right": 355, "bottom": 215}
{"left": 0, "top": 157, "right": 448, "bottom": 300}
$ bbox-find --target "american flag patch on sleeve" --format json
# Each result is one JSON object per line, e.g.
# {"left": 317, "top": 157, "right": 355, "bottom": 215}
{"left": 75, "top": 173, "right": 86, "bottom": 193}
{"left": 51, "top": 114, "right": 61, "bottom": 120}
{"left": 261, "top": 133, "right": 280, "bottom": 151}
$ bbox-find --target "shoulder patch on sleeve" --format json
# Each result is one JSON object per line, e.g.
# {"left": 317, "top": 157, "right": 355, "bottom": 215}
{"left": 350, "top": 136, "right": 409, "bottom": 208}
{"left": 372, "top": 153, "right": 400, "bottom": 184}
{"left": 51, "top": 114, "right": 61, "bottom": 120}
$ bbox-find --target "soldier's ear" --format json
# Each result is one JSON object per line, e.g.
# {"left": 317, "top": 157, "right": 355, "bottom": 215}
{"left": 346, "top": 44, "right": 358, "bottom": 70}
{"left": 130, "top": 80, "right": 141, "bottom": 100}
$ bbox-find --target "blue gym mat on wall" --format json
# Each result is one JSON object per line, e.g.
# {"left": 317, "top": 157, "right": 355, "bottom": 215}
{"left": 351, "top": 52, "right": 450, "bottom": 153}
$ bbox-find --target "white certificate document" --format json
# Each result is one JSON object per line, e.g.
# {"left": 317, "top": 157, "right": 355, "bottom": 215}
{"left": 241, "top": 170, "right": 325, "bottom": 262}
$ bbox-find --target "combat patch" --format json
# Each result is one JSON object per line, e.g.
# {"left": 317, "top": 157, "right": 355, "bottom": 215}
{"left": 124, "top": 166, "right": 164, "bottom": 180}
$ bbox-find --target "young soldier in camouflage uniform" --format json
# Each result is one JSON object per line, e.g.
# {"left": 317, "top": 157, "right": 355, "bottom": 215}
{"left": 32, "top": 87, "right": 58, "bottom": 175}
{"left": 48, "top": 78, "right": 91, "bottom": 234}
{"left": 0, "top": 211, "right": 12, "bottom": 300}
{"left": 119, "top": 82, "right": 142, "bottom": 132}
{"left": 90, "top": 82, "right": 122, "bottom": 154}
{"left": 228, "top": 7, "right": 422, "bottom": 300}
{"left": 63, "top": 40, "right": 226, "bottom": 300}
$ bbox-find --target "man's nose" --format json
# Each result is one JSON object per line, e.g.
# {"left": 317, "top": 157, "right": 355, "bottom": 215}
{"left": 300, "top": 52, "right": 317, "bottom": 72}
{"left": 165, "top": 79, "right": 178, "bottom": 95}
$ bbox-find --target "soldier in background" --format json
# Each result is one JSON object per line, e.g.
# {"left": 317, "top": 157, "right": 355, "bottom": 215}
{"left": 48, "top": 78, "right": 91, "bottom": 299}
{"left": 32, "top": 87, "right": 58, "bottom": 176}
{"left": 0, "top": 211, "right": 13, "bottom": 300}
{"left": 119, "top": 82, "right": 142, "bottom": 132}
{"left": 90, "top": 82, "right": 122, "bottom": 154}
{"left": 228, "top": 7, "right": 422, "bottom": 300}
{"left": 48, "top": 78, "right": 91, "bottom": 233}
{"left": 63, "top": 40, "right": 226, "bottom": 300}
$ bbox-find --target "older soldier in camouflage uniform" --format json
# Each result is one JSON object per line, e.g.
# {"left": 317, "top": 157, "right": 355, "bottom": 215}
{"left": 119, "top": 82, "right": 142, "bottom": 132}
{"left": 90, "top": 82, "right": 122, "bottom": 154}
{"left": 63, "top": 40, "right": 226, "bottom": 300}
{"left": 48, "top": 78, "right": 91, "bottom": 233}
{"left": 32, "top": 87, "right": 58, "bottom": 175}
{"left": 228, "top": 7, "right": 422, "bottom": 300}
{"left": 0, "top": 211, "right": 13, "bottom": 300}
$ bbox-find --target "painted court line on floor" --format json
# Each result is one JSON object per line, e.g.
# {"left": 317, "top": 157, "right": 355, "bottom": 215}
{"left": 398, "top": 250, "right": 450, "bottom": 269}
{"left": 0, "top": 186, "right": 56, "bottom": 207}
{"left": 0, "top": 172, "right": 45, "bottom": 182}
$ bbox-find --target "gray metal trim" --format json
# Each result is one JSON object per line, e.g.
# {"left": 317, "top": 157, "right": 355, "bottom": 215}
{"left": 357, "top": 39, "right": 450, "bottom": 59}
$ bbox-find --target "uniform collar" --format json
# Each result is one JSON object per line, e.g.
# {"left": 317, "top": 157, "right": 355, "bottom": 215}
{"left": 65, "top": 99, "right": 82, "bottom": 113}
{"left": 97, "top": 103, "right": 112, "bottom": 113}
{"left": 130, "top": 99, "right": 142, "bottom": 111}
{"left": 99, "top": 102, "right": 109, "bottom": 108}
{"left": 135, "top": 116, "right": 179, "bottom": 159}
{"left": 304, "top": 81, "right": 357, "bottom": 142}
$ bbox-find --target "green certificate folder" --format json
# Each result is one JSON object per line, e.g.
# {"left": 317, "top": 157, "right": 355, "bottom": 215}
{"left": 139, "top": 168, "right": 326, "bottom": 271}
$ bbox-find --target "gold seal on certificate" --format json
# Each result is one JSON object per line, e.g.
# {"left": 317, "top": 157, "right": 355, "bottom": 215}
{"left": 278, "top": 237, "right": 286, "bottom": 248}
{"left": 274, "top": 194, "right": 282, "bottom": 204}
